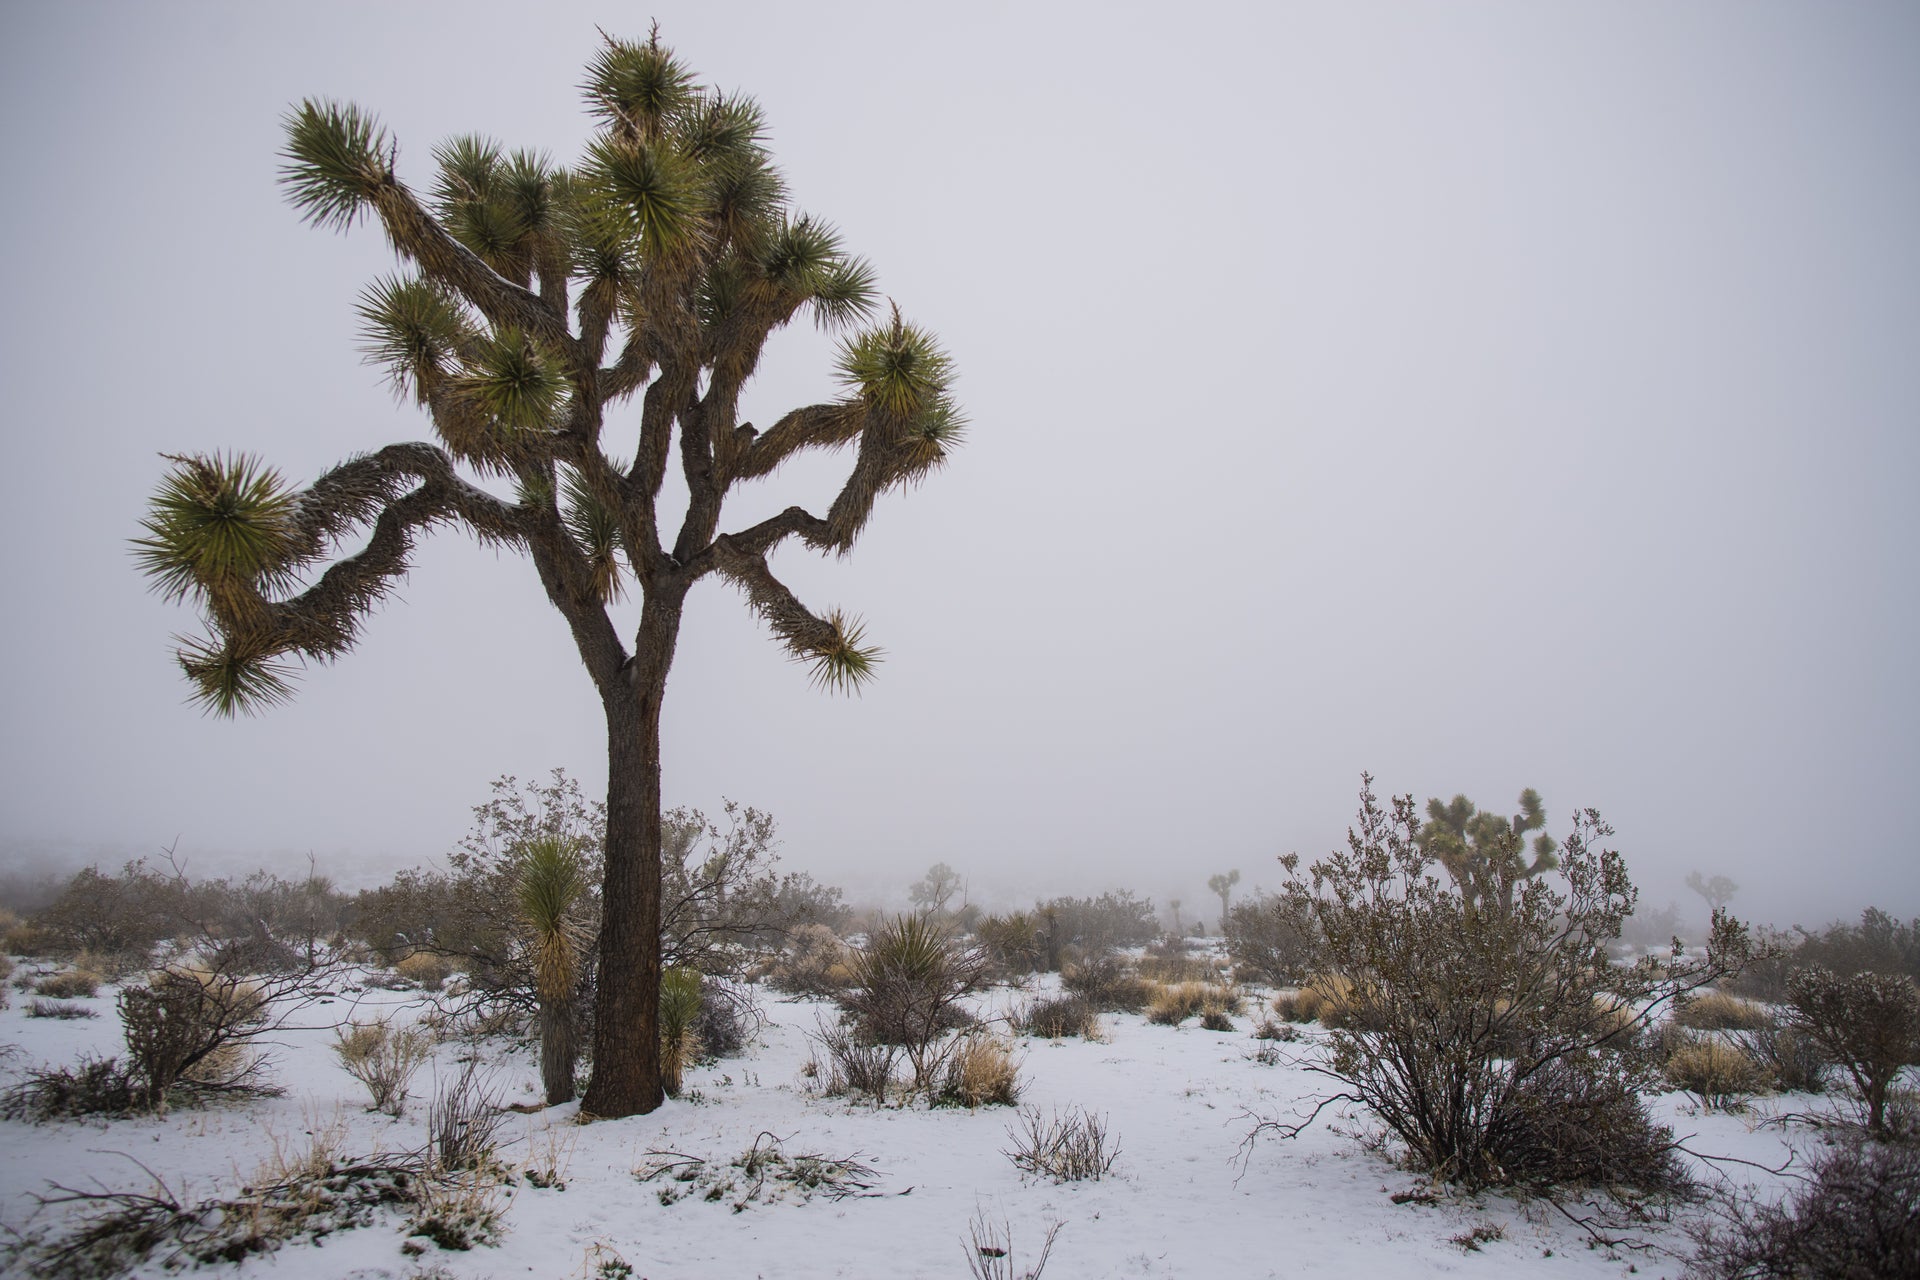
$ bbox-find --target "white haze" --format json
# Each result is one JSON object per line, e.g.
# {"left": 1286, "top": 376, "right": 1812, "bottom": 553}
{"left": 0, "top": 2, "right": 1915, "bottom": 930}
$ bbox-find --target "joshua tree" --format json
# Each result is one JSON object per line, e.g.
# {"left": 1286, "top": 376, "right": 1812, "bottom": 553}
{"left": 908, "top": 862, "right": 963, "bottom": 916}
{"left": 132, "top": 32, "right": 961, "bottom": 1118}
{"left": 1685, "top": 870, "right": 1739, "bottom": 915}
{"left": 1207, "top": 870, "right": 1240, "bottom": 931}
{"left": 1415, "top": 789, "right": 1559, "bottom": 917}
{"left": 517, "top": 835, "right": 590, "bottom": 1105}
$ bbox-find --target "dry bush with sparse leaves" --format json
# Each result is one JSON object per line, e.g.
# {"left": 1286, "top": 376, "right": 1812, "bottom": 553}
{"left": 1786, "top": 965, "right": 1920, "bottom": 1133}
{"left": 334, "top": 1017, "right": 434, "bottom": 1116}
{"left": 1248, "top": 777, "right": 1749, "bottom": 1192}
{"left": 1687, "top": 1138, "right": 1920, "bottom": 1280}
{"left": 1060, "top": 954, "right": 1152, "bottom": 1013}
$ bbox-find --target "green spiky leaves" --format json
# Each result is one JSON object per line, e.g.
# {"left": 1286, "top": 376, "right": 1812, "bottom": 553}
{"left": 561, "top": 463, "right": 628, "bottom": 602}
{"left": 432, "top": 137, "right": 558, "bottom": 283}
{"left": 280, "top": 100, "right": 391, "bottom": 231}
{"left": 357, "top": 275, "right": 474, "bottom": 403}
{"left": 580, "top": 135, "right": 708, "bottom": 260}
{"left": 134, "top": 453, "right": 300, "bottom": 608}
{"left": 803, "top": 609, "right": 883, "bottom": 695}
{"left": 583, "top": 33, "right": 699, "bottom": 140}
{"left": 452, "top": 328, "right": 566, "bottom": 435}
{"left": 838, "top": 311, "right": 955, "bottom": 418}
{"left": 176, "top": 636, "right": 298, "bottom": 718}
{"left": 516, "top": 835, "right": 589, "bottom": 1003}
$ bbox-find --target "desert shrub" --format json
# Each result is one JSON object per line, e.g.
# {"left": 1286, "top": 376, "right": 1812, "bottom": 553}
{"left": 1488, "top": 1058, "right": 1688, "bottom": 1192}
{"left": 1732, "top": 909, "right": 1920, "bottom": 1004}
{"left": 1664, "top": 1038, "right": 1768, "bottom": 1112}
{"left": 1016, "top": 995, "right": 1098, "bottom": 1040}
{"left": 27, "top": 998, "right": 97, "bottom": 1020}
{"left": 1137, "top": 936, "right": 1212, "bottom": 984}
{"left": 1738, "top": 1020, "right": 1831, "bottom": 1094}
{"left": 334, "top": 1017, "right": 434, "bottom": 1116}
{"left": 406, "top": 1176, "right": 507, "bottom": 1251}
{"left": 1672, "top": 989, "right": 1771, "bottom": 1032}
{"left": 0, "top": 953, "right": 12, "bottom": 985}
{"left": 1272, "top": 987, "right": 1322, "bottom": 1023}
{"left": 693, "top": 980, "right": 753, "bottom": 1061}
{"left": 769, "top": 922, "right": 853, "bottom": 996}
{"left": 975, "top": 911, "right": 1045, "bottom": 979}
{"left": 810, "top": 1017, "right": 899, "bottom": 1102}
{"left": 1033, "top": 892, "right": 1158, "bottom": 969}
{"left": 1199, "top": 1004, "right": 1236, "bottom": 1032}
{"left": 1687, "top": 1138, "right": 1920, "bottom": 1279}
{"left": 35, "top": 969, "right": 100, "bottom": 999}
{"left": 1224, "top": 895, "right": 1317, "bottom": 985}
{"left": 120, "top": 966, "right": 272, "bottom": 1105}
{"left": 1250, "top": 777, "right": 1749, "bottom": 1191}
{"left": 0, "top": 1054, "right": 145, "bottom": 1120}
{"left": 936, "top": 1032, "right": 1021, "bottom": 1108}
{"left": 29, "top": 860, "right": 192, "bottom": 959}
{"left": 1786, "top": 965, "right": 1920, "bottom": 1133}
{"left": 1004, "top": 1105, "right": 1119, "bottom": 1182}
{"left": 395, "top": 950, "right": 457, "bottom": 990}
{"left": 659, "top": 967, "right": 702, "bottom": 1097}
{"left": 1252, "top": 1017, "right": 1300, "bottom": 1042}
{"left": 838, "top": 913, "right": 984, "bottom": 1090}
{"left": 1060, "top": 953, "right": 1153, "bottom": 1013}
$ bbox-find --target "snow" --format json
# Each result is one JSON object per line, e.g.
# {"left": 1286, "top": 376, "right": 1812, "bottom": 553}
{"left": 0, "top": 966, "right": 1807, "bottom": 1280}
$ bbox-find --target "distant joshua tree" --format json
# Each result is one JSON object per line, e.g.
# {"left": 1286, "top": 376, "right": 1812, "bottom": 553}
{"left": 1415, "top": 789, "right": 1559, "bottom": 917}
{"left": 133, "top": 31, "right": 961, "bottom": 1118}
{"left": 909, "top": 862, "right": 963, "bottom": 916}
{"left": 1207, "top": 870, "right": 1240, "bottom": 932}
{"left": 1686, "top": 870, "right": 1739, "bottom": 915}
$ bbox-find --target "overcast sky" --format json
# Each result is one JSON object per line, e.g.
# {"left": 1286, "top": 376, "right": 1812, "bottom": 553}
{"left": 1, "top": 2, "right": 1914, "bottom": 928}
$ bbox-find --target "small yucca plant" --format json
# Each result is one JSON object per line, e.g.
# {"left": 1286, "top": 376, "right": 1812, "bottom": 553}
{"left": 658, "top": 967, "right": 702, "bottom": 1097}
{"left": 517, "top": 836, "right": 589, "bottom": 1105}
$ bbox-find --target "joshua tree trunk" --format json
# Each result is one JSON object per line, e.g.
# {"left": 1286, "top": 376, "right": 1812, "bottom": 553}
{"left": 539, "top": 999, "right": 577, "bottom": 1104}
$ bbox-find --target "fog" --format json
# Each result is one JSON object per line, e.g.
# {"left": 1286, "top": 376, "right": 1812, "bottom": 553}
{"left": 1, "top": 2, "right": 1914, "bottom": 930}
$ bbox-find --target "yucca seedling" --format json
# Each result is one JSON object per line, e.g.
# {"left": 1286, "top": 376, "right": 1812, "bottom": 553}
{"left": 517, "top": 836, "right": 588, "bottom": 1106}
{"left": 658, "top": 967, "right": 702, "bottom": 1097}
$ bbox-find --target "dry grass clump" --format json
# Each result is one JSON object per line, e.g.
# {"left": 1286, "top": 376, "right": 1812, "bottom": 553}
{"left": 1271, "top": 975, "right": 1353, "bottom": 1025}
{"left": 28, "top": 998, "right": 98, "bottom": 1020}
{"left": 1664, "top": 1038, "right": 1768, "bottom": 1111}
{"left": 1146, "top": 981, "right": 1243, "bottom": 1027}
{"left": 393, "top": 950, "right": 456, "bottom": 991}
{"left": 1673, "top": 989, "right": 1771, "bottom": 1032}
{"left": 333, "top": 1017, "right": 434, "bottom": 1116}
{"left": 937, "top": 1032, "right": 1021, "bottom": 1108}
{"left": 1017, "top": 995, "right": 1099, "bottom": 1040}
{"left": 1137, "top": 946, "right": 1213, "bottom": 985}
{"left": 35, "top": 970, "right": 100, "bottom": 1000}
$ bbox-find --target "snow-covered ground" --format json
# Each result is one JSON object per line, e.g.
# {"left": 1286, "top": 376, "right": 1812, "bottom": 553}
{"left": 0, "top": 966, "right": 1807, "bottom": 1280}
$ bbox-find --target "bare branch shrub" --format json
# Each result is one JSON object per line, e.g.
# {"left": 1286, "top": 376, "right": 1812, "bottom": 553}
{"left": 1004, "top": 1105, "right": 1119, "bottom": 1182}
{"left": 1737, "top": 1020, "right": 1831, "bottom": 1094}
{"left": 808, "top": 1016, "right": 899, "bottom": 1102}
{"left": 333, "top": 1017, "right": 434, "bottom": 1116}
{"left": 119, "top": 966, "right": 273, "bottom": 1106}
{"left": 963, "top": 1208, "right": 1062, "bottom": 1280}
{"left": 1250, "top": 776, "right": 1749, "bottom": 1192}
{"left": 428, "top": 1060, "right": 507, "bottom": 1174}
{"left": 0, "top": 1055, "right": 145, "bottom": 1121}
